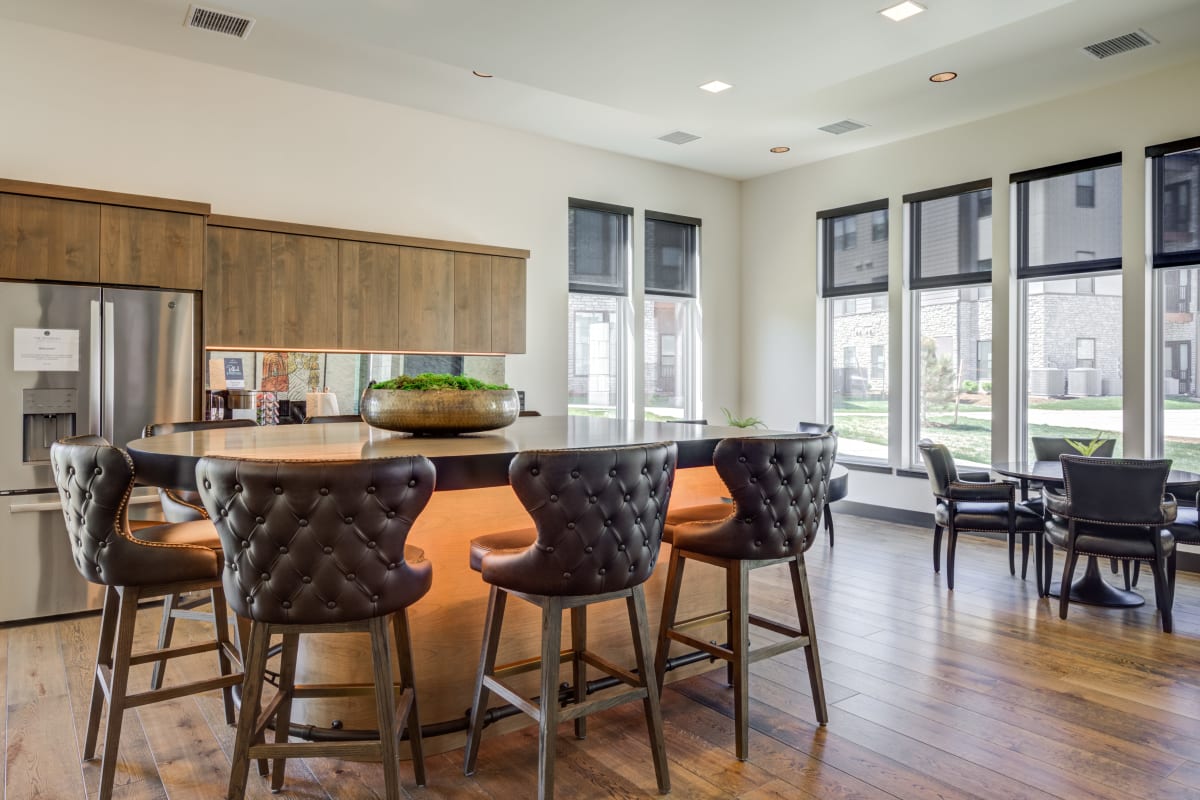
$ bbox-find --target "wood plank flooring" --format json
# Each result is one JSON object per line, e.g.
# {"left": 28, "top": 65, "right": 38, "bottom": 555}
{"left": 6, "top": 514, "right": 1200, "bottom": 799}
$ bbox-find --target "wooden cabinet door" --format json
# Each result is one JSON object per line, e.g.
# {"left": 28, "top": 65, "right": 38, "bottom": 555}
{"left": 339, "top": 241, "right": 400, "bottom": 351}
{"left": 453, "top": 252, "right": 492, "bottom": 353}
{"left": 100, "top": 205, "right": 204, "bottom": 289}
{"left": 490, "top": 256, "right": 526, "bottom": 354}
{"left": 397, "top": 247, "right": 453, "bottom": 352}
{"left": 205, "top": 226, "right": 274, "bottom": 346}
{"left": 0, "top": 193, "right": 99, "bottom": 282}
{"left": 272, "top": 233, "right": 339, "bottom": 351}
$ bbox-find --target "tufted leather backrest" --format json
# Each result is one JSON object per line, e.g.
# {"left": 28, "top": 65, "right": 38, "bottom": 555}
{"left": 196, "top": 456, "right": 436, "bottom": 624}
{"left": 707, "top": 434, "right": 836, "bottom": 559}
{"left": 143, "top": 419, "right": 258, "bottom": 437}
{"left": 1060, "top": 455, "right": 1171, "bottom": 525}
{"left": 483, "top": 443, "right": 677, "bottom": 596}
{"left": 49, "top": 436, "right": 220, "bottom": 587}
{"left": 918, "top": 439, "right": 958, "bottom": 497}
{"left": 796, "top": 421, "right": 835, "bottom": 435}
{"left": 1031, "top": 436, "right": 1116, "bottom": 460}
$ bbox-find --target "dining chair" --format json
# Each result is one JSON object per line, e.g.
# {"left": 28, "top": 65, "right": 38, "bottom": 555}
{"left": 797, "top": 422, "right": 843, "bottom": 546}
{"left": 1043, "top": 456, "right": 1177, "bottom": 632}
{"left": 1031, "top": 436, "right": 1117, "bottom": 460}
{"left": 918, "top": 439, "right": 1045, "bottom": 593}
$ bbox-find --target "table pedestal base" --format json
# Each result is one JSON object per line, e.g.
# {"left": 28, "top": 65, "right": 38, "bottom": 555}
{"left": 1048, "top": 556, "right": 1144, "bottom": 607}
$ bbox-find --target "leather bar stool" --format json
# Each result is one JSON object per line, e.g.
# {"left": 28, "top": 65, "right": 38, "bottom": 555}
{"left": 49, "top": 435, "right": 241, "bottom": 800}
{"left": 797, "top": 422, "right": 842, "bottom": 546}
{"left": 655, "top": 433, "right": 835, "bottom": 761}
{"left": 463, "top": 442, "right": 677, "bottom": 800}
{"left": 197, "top": 455, "right": 435, "bottom": 800}
{"left": 141, "top": 418, "right": 257, "bottom": 690}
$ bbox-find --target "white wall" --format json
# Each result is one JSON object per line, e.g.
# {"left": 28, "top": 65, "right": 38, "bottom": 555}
{"left": 742, "top": 57, "right": 1200, "bottom": 511}
{"left": 0, "top": 19, "right": 741, "bottom": 418}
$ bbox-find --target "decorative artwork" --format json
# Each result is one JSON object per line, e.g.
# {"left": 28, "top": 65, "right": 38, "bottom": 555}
{"left": 261, "top": 351, "right": 289, "bottom": 392}
{"left": 286, "top": 353, "right": 323, "bottom": 401}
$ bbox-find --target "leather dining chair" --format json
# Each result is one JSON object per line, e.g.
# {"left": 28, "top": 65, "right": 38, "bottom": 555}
{"left": 1043, "top": 456, "right": 1177, "bottom": 632}
{"left": 797, "top": 422, "right": 844, "bottom": 546}
{"left": 919, "top": 439, "right": 1045, "bottom": 593}
{"left": 1031, "top": 436, "right": 1117, "bottom": 460}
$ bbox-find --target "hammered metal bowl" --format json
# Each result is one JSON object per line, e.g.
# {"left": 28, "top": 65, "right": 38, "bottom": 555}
{"left": 359, "top": 388, "right": 519, "bottom": 435}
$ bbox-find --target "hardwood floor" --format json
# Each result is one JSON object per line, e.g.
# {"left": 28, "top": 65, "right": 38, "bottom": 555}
{"left": 6, "top": 514, "right": 1200, "bottom": 799}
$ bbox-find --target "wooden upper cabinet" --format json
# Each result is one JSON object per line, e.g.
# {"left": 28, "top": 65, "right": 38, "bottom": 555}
{"left": 490, "top": 256, "right": 526, "bottom": 354}
{"left": 0, "top": 193, "right": 100, "bottom": 282}
{"left": 339, "top": 241, "right": 400, "bottom": 351}
{"left": 272, "top": 233, "right": 339, "bottom": 351}
{"left": 100, "top": 205, "right": 205, "bottom": 289}
{"left": 397, "top": 248, "right": 454, "bottom": 352}
{"left": 205, "top": 226, "right": 274, "bottom": 346}
{"left": 453, "top": 252, "right": 492, "bottom": 353}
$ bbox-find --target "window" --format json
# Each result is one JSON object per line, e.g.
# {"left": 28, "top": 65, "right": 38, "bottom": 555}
{"left": 907, "top": 180, "right": 993, "bottom": 465}
{"left": 644, "top": 211, "right": 700, "bottom": 421}
{"left": 820, "top": 199, "right": 889, "bottom": 462}
{"left": 568, "top": 199, "right": 632, "bottom": 418}
{"left": 1076, "top": 337, "right": 1096, "bottom": 369}
{"left": 1075, "top": 171, "right": 1096, "bottom": 208}
{"left": 1150, "top": 136, "right": 1200, "bottom": 471}
{"left": 1015, "top": 153, "right": 1121, "bottom": 277}
{"left": 1076, "top": 277, "right": 1095, "bottom": 294}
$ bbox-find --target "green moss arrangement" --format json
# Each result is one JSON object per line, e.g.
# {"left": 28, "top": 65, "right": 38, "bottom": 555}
{"left": 368, "top": 372, "right": 509, "bottom": 391}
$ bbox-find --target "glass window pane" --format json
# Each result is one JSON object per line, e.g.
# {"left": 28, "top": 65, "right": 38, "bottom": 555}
{"left": 568, "top": 293, "right": 620, "bottom": 418}
{"left": 1161, "top": 266, "right": 1200, "bottom": 471}
{"left": 1159, "top": 148, "right": 1200, "bottom": 256}
{"left": 915, "top": 289, "right": 992, "bottom": 466}
{"left": 831, "top": 295, "right": 888, "bottom": 460}
{"left": 643, "top": 299, "right": 692, "bottom": 420}
{"left": 569, "top": 205, "right": 629, "bottom": 294}
{"left": 645, "top": 217, "right": 698, "bottom": 296}
{"left": 1022, "top": 164, "right": 1121, "bottom": 268}
{"left": 822, "top": 207, "right": 889, "bottom": 293}
{"left": 1023, "top": 274, "right": 1122, "bottom": 457}
{"left": 914, "top": 188, "right": 992, "bottom": 282}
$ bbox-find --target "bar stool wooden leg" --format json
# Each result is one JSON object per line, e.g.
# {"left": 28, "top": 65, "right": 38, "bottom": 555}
{"left": 269, "top": 633, "right": 300, "bottom": 792}
{"left": 97, "top": 586, "right": 141, "bottom": 800}
{"left": 464, "top": 586, "right": 507, "bottom": 775}
{"left": 728, "top": 560, "right": 750, "bottom": 761}
{"left": 653, "top": 549, "right": 686, "bottom": 690}
{"left": 791, "top": 557, "right": 828, "bottom": 724}
{"left": 150, "top": 593, "right": 179, "bottom": 690}
{"left": 627, "top": 585, "right": 670, "bottom": 793}
{"left": 83, "top": 585, "right": 119, "bottom": 760}
{"left": 368, "top": 617, "right": 402, "bottom": 800}
{"left": 228, "top": 622, "right": 271, "bottom": 800}
{"left": 538, "top": 597, "right": 563, "bottom": 800}
{"left": 209, "top": 588, "right": 236, "bottom": 726}
{"left": 392, "top": 609, "right": 426, "bottom": 787}
{"left": 570, "top": 606, "right": 587, "bottom": 740}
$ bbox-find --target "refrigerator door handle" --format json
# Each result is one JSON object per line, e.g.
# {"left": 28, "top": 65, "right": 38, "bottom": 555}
{"left": 103, "top": 300, "right": 115, "bottom": 441}
{"left": 90, "top": 299, "right": 102, "bottom": 437}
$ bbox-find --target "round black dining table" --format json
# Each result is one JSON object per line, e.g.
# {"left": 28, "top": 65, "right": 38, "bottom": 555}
{"left": 991, "top": 461, "right": 1200, "bottom": 608}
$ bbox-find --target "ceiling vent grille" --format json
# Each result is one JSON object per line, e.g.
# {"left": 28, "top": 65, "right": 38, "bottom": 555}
{"left": 658, "top": 130, "right": 701, "bottom": 145}
{"left": 818, "top": 119, "right": 867, "bottom": 135}
{"left": 184, "top": 4, "right": 256, "bottom": 39}
{"left": 1082, "top": 29, "right": 1157, "bottom": 60}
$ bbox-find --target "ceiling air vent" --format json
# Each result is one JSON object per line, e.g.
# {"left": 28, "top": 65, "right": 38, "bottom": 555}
{"left": 184, "top": 4, "right": 256, "bottom": 39}
{"left": 1082, "top": 29, "right": 1157, "bottom": 60}
{"left": 658, "top": 130, "right": 701, "bottom": 145}
{"left": 818, "top": 119, "right": 867, "bottom": 136}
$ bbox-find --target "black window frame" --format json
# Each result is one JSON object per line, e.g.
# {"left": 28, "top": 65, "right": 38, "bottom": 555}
{"left": 1012, "top": 152, "right": 1123, "bottom": 279}
{"left": 644, "top": 210, "right": 701, "bottom": 298}
{"left": 1148, "top": 135, "right": 1200, "bottom": 270}
{"left": 568, "top": 197, "right": 633, "bottom": 296}
{"left": 818, "top": 199, "right": 889, "bottom": 298}
{"left": 905, "top": 179, "right": 993, "bottom": 290}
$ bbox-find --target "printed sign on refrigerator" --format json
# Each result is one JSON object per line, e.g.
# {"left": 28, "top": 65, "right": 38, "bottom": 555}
{"left": 13, "top": 328, "right": 80, "bottom": 372}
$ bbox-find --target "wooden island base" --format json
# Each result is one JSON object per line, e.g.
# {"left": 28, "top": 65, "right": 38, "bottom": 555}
{"left": 291, "top": 466, "right": 730, "bottom": 757}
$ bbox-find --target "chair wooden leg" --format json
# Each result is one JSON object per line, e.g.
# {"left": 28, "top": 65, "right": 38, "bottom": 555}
{"left": 932, "top": 524, "right": 943, "bottom": 574}
{"left": 1059, "top": 548, "right": 1079, "bottom": 621}
{"left": 1122, "top": 560, "right": 1133, "bottom": 592}
{"left": 728, "top": 560, "right": 750, "bottom": 761}
{"left": 269, "top": 633, "right": 299, "bottom": 792}
{"left": 97, "top": 586, "right": 141, "bottom": 800}
{"left": 570, "top": 605, "right": 588, "bottom": 740}
{"left": 1008, "top": 533, "right": 1016, "bottom": 576}
{"left": 1043, "top": 540, "right": 1054, "bottom": 599}
{"left": 1152, "top": 557, "right": 1174, "bottom": 634}
{"left": 150, "top": 593, "right": 179, "bottom": 691}
{"left": 824, "top": 503, "right": 834, "bottom": 547}
{"left": 84, "top": 585, "right": 119, "bottom": 761}
{"left": 1110, "top": 557, "right": 1120, "bottom": 574}
{"left": 228, "top": 621, "right": 271, "bottom": 800}
{"left": 209, "top": 588, "right": 236, "bottom": 726}
{"left": 654, "top": 550, "right": 686, "bottom": 690}
{"left": 725, "top": 560, "right": 737, "bottom": 689}
{"left": 1132, "top": 561, "right": 1141, "bottom": 588}
{"left": 627, "top": 585, "right": 670, "bottom": 793}
{"left": 537, "top": 597, "right": 564, "bottom": 800}
{"left": 464, "top": 586, "right": 507, "bottom": 776}
{"left": 392, "top": 609, "right": 426, "bottom": 787}
{"left": 791, "top": 556, "right": 828, "bottom": 724}
{"left": 1020, "top": 532, "right": 1031, "bottom": 580}
{"left": 1033, "top": 532, "right": 1045, "bottom": 597}
{"left": 369, "top": 616, "right": 403, "bottom": 800}
{"left": 947, "top": 525, "right": 959, "bottom": 590}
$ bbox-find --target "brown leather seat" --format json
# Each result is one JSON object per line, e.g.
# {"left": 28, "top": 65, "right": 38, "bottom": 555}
{"left": 49, "top": 436, "right": 239, "bottom": 800}
{"left": 464, "top": 442, "right": 677, "bottom": 799}
{"left": 197, "top": 454, "right": 435, "bottom": 799}
{"left": 663, "top": 502, "right": 732, "bottom": 533}
{"left": 655, "top": 433, "right": 836, "bottom": 762}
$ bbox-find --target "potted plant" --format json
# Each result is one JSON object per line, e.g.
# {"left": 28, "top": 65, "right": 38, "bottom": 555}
{"left": 721, "top": 407, "right": 766, "bottom": 429}
{"left": 360, "top": 373, "right": 518, "bottom": 435}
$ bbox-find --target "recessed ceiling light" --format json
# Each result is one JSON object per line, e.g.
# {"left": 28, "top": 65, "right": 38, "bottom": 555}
{"left": 880, "top": 1, "right": 925, "bottom": 22}
{"left": 929, "top": 71, "right": 957, "bottom": 83}
{"left": 699, "top": 80, "right": 733, "bottom": 94}
{"left": 769, "top": 146, "right": 790, "bottom": 154}
{"left": 472, "top": 70, "right": 493, "bottom": 78}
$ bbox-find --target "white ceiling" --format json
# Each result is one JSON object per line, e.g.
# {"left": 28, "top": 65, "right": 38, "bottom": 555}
{"left": 3, "top": 0, "right": 1200, "bottom": 180}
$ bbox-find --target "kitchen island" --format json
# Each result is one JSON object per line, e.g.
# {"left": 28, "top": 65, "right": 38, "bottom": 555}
{"left": 126, "top": 416, "right": 773, "bottom": 755}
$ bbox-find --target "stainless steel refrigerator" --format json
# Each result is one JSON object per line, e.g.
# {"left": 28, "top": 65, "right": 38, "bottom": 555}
{"left": 0, "top": 282, "right": 194, "bottom": 622}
